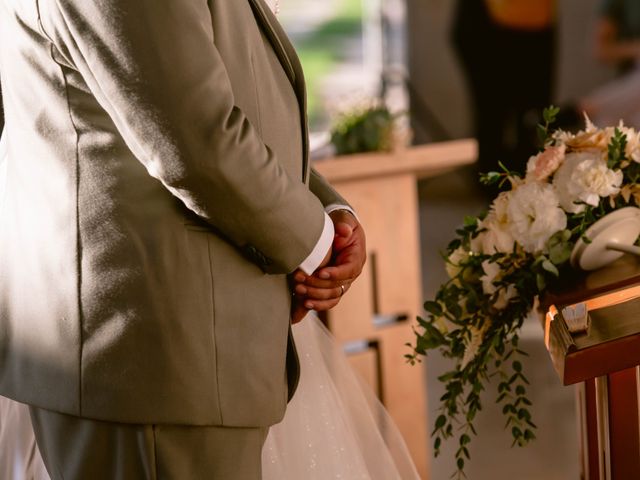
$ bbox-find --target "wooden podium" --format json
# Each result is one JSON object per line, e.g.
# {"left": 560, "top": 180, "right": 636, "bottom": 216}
{"left": 314, "top": 139, "right": 476, "bottom": 480}
{"left": 544, "top": 257, "right": 640, "bottom": 480}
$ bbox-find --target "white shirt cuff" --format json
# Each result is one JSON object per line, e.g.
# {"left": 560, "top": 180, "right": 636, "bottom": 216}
{"left": 298, "top": 212, "right": 334, "bottom": 275}
{"left": 324, "top": 204, "right": 359, "bottom": 222}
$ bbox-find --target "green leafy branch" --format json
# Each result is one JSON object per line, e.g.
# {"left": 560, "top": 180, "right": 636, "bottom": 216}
{"left": 479, "top": 161, "right": 521, "bottom": 187}
{"left": 410, "top": 116, "right": 640, "bottom": 477}
{"left": 536, "top": 105, "right": 560, "bottom": 148}
{"left": 608, "top": 127, "right": 627, "bottom": 170}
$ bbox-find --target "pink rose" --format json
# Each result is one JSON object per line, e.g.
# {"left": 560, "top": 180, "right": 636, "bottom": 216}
{"left": 526, "top": 144, "right": 566, "bottom": 181}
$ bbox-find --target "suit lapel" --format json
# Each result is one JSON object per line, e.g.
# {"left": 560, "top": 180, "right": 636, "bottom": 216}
{"left": 246, "top": 0, "right": 310, "bottom": 181}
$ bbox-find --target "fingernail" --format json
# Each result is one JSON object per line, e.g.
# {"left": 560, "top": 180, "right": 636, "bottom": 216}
{"left": 295, "top": 285, "right": 307, "bottom": 295}
{"left": 295, "top": 273, "right": 306, "bottom": 282}
{"left": 305, "top": 301, "right": 314, "bottom": 309}
{"left": 319, "top": 271, "right": 330, "bottom": 279}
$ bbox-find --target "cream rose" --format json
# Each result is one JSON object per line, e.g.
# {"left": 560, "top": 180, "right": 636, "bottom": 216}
{"left": 507, "top": 181, "right": 567, "bottom": 253}
{"left": 621, "top": 126, "right": 640, "bottom": 163}
{"left": 445, "top": 246, "right": 468, "bottom": 279}
{"left": 562, "top": 116, "right": 612, "bottom": 151}
{"left": 480, "top": 260, "right": 517, "bottom": 310}
{"left": 552, "top": 151, "right": 623, "bottom": 213}
{"left": 479, "top": 192, "right": 516, "bottom": 254}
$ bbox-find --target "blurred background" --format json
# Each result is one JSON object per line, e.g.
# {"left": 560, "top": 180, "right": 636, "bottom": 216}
{"left": 277, "top": 0, "right": 636, "bottom": 478}
{"left": 0, "top": 0, "right": 630, "bottom": 478}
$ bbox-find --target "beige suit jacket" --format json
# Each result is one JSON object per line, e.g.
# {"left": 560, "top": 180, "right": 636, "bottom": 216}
{"left": 0, "top": 0, "right": 347, "bottom": 427}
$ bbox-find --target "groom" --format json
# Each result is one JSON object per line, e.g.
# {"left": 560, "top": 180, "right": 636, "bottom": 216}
{"left": 0, "top": 0, "right": 365, "bottom": 478}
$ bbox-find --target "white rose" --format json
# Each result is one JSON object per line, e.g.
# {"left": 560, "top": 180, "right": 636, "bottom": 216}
{"left": 480, "top": 260, "right": 517, "bottom": 310}
{"left": 494, "top": 284, "right": 517, "bottom": 310}
{"left": 620, "top": 126, "right": 640, "bottom": 163}
{"left": 469, "top": 231, "right": 485, "bottom": 254}
{"left": 478, "top": 192, "right": 516, "bottom": 254}
{"left": 507, "top": 181, "right": 567, "bottom": 253}
{"left": 445, "top": 246, "right": 468, "bottom": 279}
{"left": 480, "top": 260, "right": 501, "bottom": 296}
{"left": 552, "top": 151, "right": 623, "bottom": 213}
{"left": 480, "top": 215, "right": 515, "bottom": 254}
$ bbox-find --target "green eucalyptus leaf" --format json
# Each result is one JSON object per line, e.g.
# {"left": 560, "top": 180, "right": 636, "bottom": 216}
{"left": 541, "top": 259, "right": 559, "bottom": 276}
{"left": 423, "top": 301, "right": 443, "bottom": 316}
{"left": 463, "top": 215, "right": 478, "bottom": 228}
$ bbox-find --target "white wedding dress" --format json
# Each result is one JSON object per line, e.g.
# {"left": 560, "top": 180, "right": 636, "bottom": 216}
{"left": 0, "top": 133, "right": 419, "bottom": 479}
{"left": 262, "top": 316, "right": 420, "bottom": 479}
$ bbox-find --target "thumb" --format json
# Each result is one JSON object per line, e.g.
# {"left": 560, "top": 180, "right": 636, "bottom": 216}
{"left": 334, "top": 222, "right": 353, "bottom": 239}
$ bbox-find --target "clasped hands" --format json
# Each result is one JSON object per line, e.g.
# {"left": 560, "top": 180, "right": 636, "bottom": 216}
{"left": 290, "top": 210, "right": 366, "bottom": 324}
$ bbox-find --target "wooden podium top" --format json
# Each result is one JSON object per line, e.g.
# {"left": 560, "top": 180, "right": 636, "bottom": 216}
{"left": 544, "top": 256, "right": 640, "bottom": 385}
{"left": 544, "top": 256, "right": 640, "bottom": 308}
{"left": 313, "top": 139, "right": 477, "bottom": 183}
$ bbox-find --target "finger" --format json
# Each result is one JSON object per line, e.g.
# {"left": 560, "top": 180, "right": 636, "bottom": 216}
{"left": 300, "top": 258, "right": 361, "bottom": 286}
{"left": 332, "top": 234, "right": 354, "bottom": 252}
{"left": 297, "top": 276, "right": 341, "bottom": 289}
{"left": 295, "top": 283, "right": 346, "bottom": 300}
{"left": 333, "top": 224, "right": 360, "bottom": 251}
{"left": 302, "top": 297, "right": 341, "bottom": 311}
{"left": 334, "top": 222, "right": 353, "bottom": 240}
{"left": 293, "top": 271, "right": 307, "bottom": 283}
{"left": 301, "top": 265, "right": 357, "bottom": 287}
{"left": 295, "top": 265, "right": 349, "bottom": 286}
{"left": 329, "top": 209, "right": 359, "bottom": 229}
{"left": 316, "top": 256, "right": 362, "bottom": 282}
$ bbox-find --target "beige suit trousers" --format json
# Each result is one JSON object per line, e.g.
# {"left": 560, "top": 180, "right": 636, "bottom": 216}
{"left": 29, "top": 407, "right": 268, "bottom": 480}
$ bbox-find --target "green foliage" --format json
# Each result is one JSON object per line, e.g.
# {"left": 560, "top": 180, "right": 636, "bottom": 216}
{"left": 608, "top": 127, "right": 627, "bottom": 170}
{"left": 410, "top": 115, "right": 640, "bottom": 477}
{"left": 479, "top": 161, "right": 521, "bottom": 187}
{"left": 547, "top": 230, "right": 573, "bottom": 265}
{"left": 536, "top": 105, "right": 560, "bottom": 147}
{"left": 330, "top": 105, "right": 398, "bottom": 155}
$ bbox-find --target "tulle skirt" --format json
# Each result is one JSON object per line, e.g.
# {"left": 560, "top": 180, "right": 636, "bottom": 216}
{"left": 263, "top": 316, "right": 419, "bottom": 479}
{"left": 0, "top": 316, "right": 418, "bottom": 479}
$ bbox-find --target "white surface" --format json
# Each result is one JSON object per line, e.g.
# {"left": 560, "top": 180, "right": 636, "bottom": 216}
{"left": 571, "top": 207, "right": 640, "bottom": 271}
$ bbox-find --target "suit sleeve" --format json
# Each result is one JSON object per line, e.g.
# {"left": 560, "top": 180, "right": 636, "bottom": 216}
{"left": 309, "top": 167, "right": 351, "bottom": 208}
{"left": 45, "top": 0, "right": 325, "bottom": 273}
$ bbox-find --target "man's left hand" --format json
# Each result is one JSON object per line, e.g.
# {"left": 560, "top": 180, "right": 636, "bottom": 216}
{"left": 293, "top": 209, "right": 366, "bottom": 312}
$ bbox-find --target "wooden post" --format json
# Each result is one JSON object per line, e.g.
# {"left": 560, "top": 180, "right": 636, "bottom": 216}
{"left": 314, "top": 139, "right": 477, "bottom": 479}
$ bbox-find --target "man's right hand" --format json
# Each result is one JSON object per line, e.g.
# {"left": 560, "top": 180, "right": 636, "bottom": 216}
{"left": 291, "top": 211, "right": 366, "bottom": 317}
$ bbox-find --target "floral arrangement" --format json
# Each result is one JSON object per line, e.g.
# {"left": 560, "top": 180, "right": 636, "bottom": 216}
{"left": 408, "top": 107, "right": 640, "bottom": 476}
